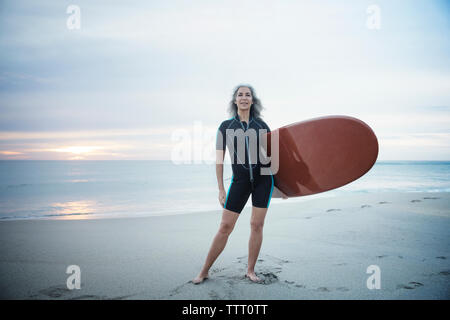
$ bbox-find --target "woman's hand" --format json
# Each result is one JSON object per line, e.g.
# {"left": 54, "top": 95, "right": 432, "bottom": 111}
{"left": 218, "top": 188, "right": 227, "bottom": 207}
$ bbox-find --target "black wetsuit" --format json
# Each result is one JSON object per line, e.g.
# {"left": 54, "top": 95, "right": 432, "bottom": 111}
{"left": 216, "top": 114, "right": 274, "bottom": 214}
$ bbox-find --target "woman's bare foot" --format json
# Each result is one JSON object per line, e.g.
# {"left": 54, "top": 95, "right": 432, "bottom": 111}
{"left": 245, "top": 271, "right": 261, "bottom": 283}
{"left": 192, "top": 273, "right": 209, "bottom": 284}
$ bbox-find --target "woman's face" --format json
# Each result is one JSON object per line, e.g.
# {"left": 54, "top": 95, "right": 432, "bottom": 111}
{"left": 234, "top": 87, "right": 253, "bottom": 112}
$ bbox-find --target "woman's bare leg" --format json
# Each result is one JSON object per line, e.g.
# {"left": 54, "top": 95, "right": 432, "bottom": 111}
{"left": 192, "top": 209, "right": 239, "bottom": 284}
{"left": 246, "top": 206, "right": 268, "bottom": 282}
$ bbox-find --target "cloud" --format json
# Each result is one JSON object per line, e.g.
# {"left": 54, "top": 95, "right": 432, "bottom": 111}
{"left": 380, "top": 133, "right": 450, "bottom": 147}
{"left": 0, "top": 0, "right": 449, "bottom": 160}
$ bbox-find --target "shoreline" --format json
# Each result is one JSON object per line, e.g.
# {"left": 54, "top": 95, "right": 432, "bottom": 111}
{"left": 1, "top": 190, "right": 448, "bottom": 222}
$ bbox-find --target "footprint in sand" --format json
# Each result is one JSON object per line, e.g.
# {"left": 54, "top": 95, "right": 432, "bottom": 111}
{"left": 211, "top": 267, "right": 226, "bottom": 274}
{"left": 243, "top": 255, "right": 287, "bottom": 285}
{"left": 38, "top": 285, "right": 72, "bottom": 298}
{"left": 326, "top": 209, "right": 341, "bottom": 213}
{"left": 396, "top": 282, "right": 424, "bottom": 290}
{"left": 208, "top": 290, "right": 222, "bottom": 300}
{"left": 69, "top": 294, "right": 102, "bottom": 300}
{"left": 253, "top": 272, "right": 279, "bottom": 285}
{"left": 178, "top": 254, "right": 290, "bottom": 298}
{"left": 336, "top": 287, "right": 350, "bottom": 292}
{"left": 108, "top": 294, "right": 138, "bottom": 300}
{"left": 333, "top": 263, "right": 347, "bottom": 266}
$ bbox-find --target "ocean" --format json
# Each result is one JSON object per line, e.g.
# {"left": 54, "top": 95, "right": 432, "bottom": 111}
{"left": 0, "top": 160, "right": 449, "bottom": 220}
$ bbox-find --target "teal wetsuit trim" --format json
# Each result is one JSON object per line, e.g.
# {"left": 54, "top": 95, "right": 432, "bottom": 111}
{"left": 267, "top": 174, "right": 274, "bottom": 208}
{"left": 224, "top": 175, "right": 234, "bottom": 209}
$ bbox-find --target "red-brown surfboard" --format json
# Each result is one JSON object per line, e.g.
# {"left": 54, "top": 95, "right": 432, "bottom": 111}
{"left": 267, "top": 115, "right": 378, "bottom": 197}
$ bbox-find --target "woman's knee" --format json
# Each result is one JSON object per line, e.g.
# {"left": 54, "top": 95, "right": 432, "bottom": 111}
{"left": 218, "top": 209, "right": 239, "bottom": 235}
{"left": 218, "top": 221, "right": 235, "bottom": 235}
{"left": 250, "top": 220, "right": 264, "bottom": 233}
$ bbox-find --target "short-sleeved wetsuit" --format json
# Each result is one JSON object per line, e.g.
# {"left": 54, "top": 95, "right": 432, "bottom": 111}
{"left": 216, "top": 114, "right": 274, "bottom": 214}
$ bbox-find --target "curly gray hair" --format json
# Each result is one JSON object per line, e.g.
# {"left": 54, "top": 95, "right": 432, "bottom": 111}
{"left": 228, "top": 84, "right": 264, "bottom": 119}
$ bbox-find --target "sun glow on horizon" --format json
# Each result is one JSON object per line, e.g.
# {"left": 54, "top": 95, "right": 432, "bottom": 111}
{"left": 0, "top": 151, "right": 24, "bottom": 155}
{"left": 50, "top": 146, "right": 104, "bottom": 155}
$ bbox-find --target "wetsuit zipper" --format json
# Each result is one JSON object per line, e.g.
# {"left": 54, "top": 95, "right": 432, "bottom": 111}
{"left": 240, "top": 120, "right": 254, "bottom": 190}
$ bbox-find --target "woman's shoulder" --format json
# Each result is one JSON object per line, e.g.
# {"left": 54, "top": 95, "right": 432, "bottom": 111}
{"left": 218, "top": 117, "right": 237, "bottom": 130}
{"left": 253, "top": 117, "right": 270, "bottom": 130}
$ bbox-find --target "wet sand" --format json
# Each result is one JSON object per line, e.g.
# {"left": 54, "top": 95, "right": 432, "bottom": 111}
{"left": 0, "top": 192, "right": 449, "bottom": 299}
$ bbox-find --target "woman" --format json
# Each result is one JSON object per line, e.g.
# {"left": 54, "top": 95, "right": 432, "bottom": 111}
{"left": 193, "top": 84, "right": 284, "bottom": 284}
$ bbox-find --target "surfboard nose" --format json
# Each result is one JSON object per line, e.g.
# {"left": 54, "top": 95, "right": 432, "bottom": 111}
{"left": 268, "top": 116, "right": 379, "bottom": 197}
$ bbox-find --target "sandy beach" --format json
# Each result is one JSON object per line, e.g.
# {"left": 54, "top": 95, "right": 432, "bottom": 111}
{"left": 0, "top": 192, "right": 449, "bottom": 300}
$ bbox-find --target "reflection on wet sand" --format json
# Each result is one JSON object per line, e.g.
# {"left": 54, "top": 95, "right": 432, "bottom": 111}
{"left": 50, "top": 200, "right": 97, "bottom": 220}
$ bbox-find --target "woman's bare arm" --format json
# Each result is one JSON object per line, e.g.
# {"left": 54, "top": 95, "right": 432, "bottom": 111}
{"left": 216, "top": 150, "right": 225, "bottom": 191}
{"left": 216, "top": 150, "right": 227, "bottom": 207}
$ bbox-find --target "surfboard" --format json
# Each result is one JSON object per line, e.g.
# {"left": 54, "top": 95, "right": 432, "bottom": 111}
{"left": 267, "top": 115, "right": 378, "bottom": 198}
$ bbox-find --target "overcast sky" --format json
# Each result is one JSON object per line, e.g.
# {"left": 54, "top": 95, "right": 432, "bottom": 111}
{"left": 0, "top": 0, "right": 449, "bottom": 160}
